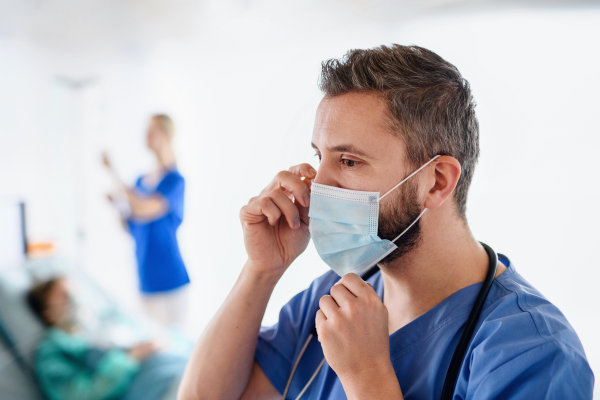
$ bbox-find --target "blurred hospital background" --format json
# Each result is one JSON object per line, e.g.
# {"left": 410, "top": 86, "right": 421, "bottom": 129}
{"left": 1, "top": 0, "right": 599, "bottom": 398}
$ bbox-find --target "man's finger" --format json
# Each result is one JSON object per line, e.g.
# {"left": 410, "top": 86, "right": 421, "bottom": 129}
{"left": 330, "top": 282, "right": 356, "bottom": 307}
{"left": 316, "top": 309, "right": 327, "bottom": 324}
{"left": 242, "top": 196, "right": 281, "bottom": 226}
{"left": 288, "top": 163, "right": 317, "bottom": 180}
{"left": 318, "top": 295, "right": 339, "bottom": 318}
{"left": 247, "top": 196, "right": 259, "bottom": 205}
{"left": 338, "top": 273, "right": 375, "bottom": 298}
{"left": 269, "top": 189, "right": 301, "bottom": 229}
{"left": 298, "top": 198, "right": 310, "bottom": 225}
{"left": 261, "top": 168, "right": 315, "bottom": 207}
{"left": 315, "top": 309, "right": 326, "bottom": 340}
{"left": 277, "top": 173, "right": 311, "bottom": 207}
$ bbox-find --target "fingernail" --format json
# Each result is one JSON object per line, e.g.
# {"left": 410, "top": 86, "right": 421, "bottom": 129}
{"left": 304, "top": 194, "right": 310, "bottom": 206}
{"left": 295, "top": 218, "right": 301, "bottom": 229}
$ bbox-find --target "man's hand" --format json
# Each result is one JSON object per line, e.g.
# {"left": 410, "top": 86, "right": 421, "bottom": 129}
{"left": 316, "top": 273, "right": 403, "bottom": 399}
{"left": 239, "top": 163, "right": 316, "bottom": 278}
{"left": 179, "top": 164, "right": 316, "bottom": 400}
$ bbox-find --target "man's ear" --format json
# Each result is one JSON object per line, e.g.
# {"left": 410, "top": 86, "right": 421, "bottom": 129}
{"left": 423, "top": 156, "right": 461, "bottom": 210}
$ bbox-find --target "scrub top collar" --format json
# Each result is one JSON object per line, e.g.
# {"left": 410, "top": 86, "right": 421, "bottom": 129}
{"left": 138, "top": 167, "right": 178, "bottom": 193}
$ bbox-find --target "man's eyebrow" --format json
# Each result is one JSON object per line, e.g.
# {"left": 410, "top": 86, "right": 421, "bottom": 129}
{"left": 312, "top": 142, "right": 373, "bottom": 158}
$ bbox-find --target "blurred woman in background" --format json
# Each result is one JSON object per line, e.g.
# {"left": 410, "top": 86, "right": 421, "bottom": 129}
{"left": 103, "top": 114, "right": 190, "bottom": 329}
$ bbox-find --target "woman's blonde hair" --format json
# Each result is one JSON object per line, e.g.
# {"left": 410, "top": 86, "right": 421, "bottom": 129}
{"left": 152, "top": 114, "right": 175, "bottom": 138}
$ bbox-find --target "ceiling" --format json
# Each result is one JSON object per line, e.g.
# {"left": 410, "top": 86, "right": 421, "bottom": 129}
{"left": 0, "top": 0, "right": 597, "bottom": 53}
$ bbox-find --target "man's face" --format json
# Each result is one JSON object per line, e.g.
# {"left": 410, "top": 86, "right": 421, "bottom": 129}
{"left": 311, "top": 92, "right": 423, "bottom": 263}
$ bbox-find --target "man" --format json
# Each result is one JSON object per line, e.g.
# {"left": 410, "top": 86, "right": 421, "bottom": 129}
{"left": 179, "top": 45, "right": 594, "bottom": 399}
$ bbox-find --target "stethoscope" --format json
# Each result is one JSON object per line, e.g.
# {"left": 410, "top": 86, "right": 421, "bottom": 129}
{"left": 281, "top": 242, "right": 498, "bottom": 400}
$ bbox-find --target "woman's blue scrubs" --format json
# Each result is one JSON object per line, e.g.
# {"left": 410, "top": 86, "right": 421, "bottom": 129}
{"left": 255, "top": 255, "right": 594, "bottom": 399}
{"left": 127, "top": 169, "right": 190, "bottom": 293}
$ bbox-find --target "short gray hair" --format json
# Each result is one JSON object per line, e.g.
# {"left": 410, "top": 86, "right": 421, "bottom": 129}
{"left": 319, "top": 44, "right": 479, "bottom": 219}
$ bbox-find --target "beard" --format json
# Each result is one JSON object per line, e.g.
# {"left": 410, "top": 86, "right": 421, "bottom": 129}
{"left": 377, "top": 179, "right": 423, "bottom": 265}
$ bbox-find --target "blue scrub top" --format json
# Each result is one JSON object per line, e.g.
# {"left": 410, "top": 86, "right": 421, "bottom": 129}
{"left": 127, "top": 169, "right": 190, "bottom": 293}
{"left": 256, "top": 255, "right": 594, "bottom": 399}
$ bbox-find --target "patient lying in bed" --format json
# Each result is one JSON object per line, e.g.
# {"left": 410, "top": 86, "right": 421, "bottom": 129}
{"left": 27, "top": 277, "right": 186, "bottom": 400}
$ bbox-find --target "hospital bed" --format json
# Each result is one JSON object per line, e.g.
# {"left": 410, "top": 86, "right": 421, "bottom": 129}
{"left": 0, "top": 257, "right": 191, "bottom": 400}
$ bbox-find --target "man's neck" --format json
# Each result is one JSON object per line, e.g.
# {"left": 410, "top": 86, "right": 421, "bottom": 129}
{"left": 380, "top": 210, "right": 501, "bottom": 334}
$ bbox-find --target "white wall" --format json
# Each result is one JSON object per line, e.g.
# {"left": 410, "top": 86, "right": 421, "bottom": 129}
{"left": 1, "top": 4, "right": 598, "bottom": 394}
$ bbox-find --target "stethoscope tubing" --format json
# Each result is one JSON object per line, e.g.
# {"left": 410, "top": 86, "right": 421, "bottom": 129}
{"left": 285, "top": 242, "right": 498, "bottom": 400}
{"left": 440, "top": 242, "right": 497, "bottom": 399}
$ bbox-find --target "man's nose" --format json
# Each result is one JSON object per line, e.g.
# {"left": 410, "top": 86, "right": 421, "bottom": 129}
{"left": 313, "top": 160, "right": 340, "bottom": 187}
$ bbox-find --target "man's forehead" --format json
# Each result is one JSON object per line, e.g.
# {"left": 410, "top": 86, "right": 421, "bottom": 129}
{"left": 312, "top": 92, "right": 402, "bottom": 155}
{"left": 316, "top": 92, "right": 389, "bottom": 123}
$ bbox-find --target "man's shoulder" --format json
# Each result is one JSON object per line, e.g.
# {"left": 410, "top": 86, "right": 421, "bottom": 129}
{"left": 465, "top": 264, "right": 594, "bottom": 397}
{"left": 490, "top": 261, "right": 581, "bottom": 343}
{"left": 472, "top": 258, "right": 589, "bottom": 374}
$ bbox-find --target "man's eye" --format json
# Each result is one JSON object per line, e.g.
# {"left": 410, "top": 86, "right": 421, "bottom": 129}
{"left": 315, "top": 153, "right": 322, "bottom": 162}
{"left": 341, "top": 159, "right": 358, "bottom": 167}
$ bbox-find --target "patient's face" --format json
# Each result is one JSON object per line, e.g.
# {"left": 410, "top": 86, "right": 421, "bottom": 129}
{"left": 44, "top": 279, "right": 73, "bottom": 326}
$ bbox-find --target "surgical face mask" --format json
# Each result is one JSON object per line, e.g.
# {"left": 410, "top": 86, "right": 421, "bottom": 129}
{"left": 308, "top": 155, "right": 440, "bottom": 276}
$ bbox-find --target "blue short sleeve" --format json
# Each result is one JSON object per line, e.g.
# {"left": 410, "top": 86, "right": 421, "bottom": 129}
{"left": 462, "top": 274, "right": 595, "bottom": 400}
{"left": 467, "top": 341, "right": 593, "bottom": 399}
{"left": 255, "top": 271, "right": 339, "bottom": 395}
{"left": 156, "top": 172, "right": 184, "bottom": 222}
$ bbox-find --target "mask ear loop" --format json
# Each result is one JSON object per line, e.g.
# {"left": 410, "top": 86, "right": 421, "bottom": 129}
{"left": 391, "top": 208, "right": 427, "bottom": 244}
{"left": 378, "top": 155, "right": 440, "bottom": 201}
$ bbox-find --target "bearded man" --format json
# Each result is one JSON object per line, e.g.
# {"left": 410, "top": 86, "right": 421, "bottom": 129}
{"left": 179, "top": 45, "right": 593, "bottom": 400}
